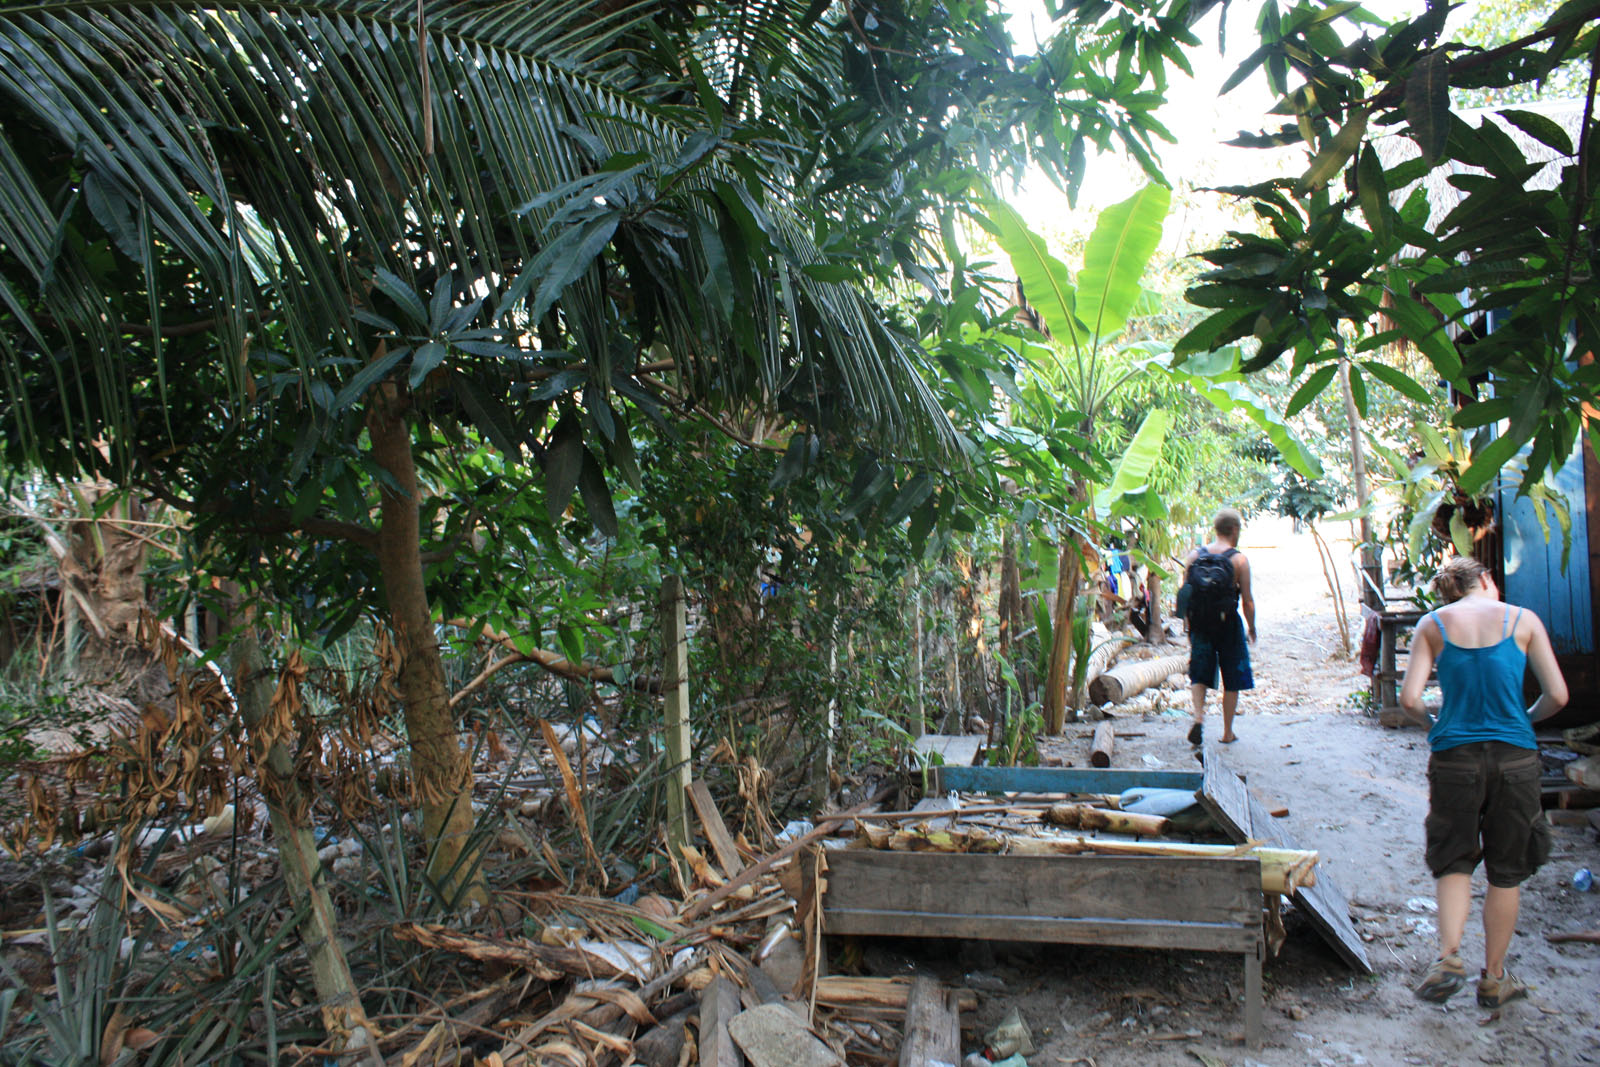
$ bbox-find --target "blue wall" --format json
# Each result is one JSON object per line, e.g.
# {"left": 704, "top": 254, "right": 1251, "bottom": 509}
{"left": 1500, "top": 441, "right": 1594, "bottom": 655}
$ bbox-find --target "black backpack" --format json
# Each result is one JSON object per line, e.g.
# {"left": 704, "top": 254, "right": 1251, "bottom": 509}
{"left": 1185, "top": 548, "right": 1239, "bottom": 635}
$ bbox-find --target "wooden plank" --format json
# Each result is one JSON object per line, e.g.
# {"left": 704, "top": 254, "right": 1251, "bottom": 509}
{"left": 662, "top": 576, "right": 692, "bottom": 868}
{"left": 913, "top": 734, "right": 983, "bottom": 767}
{"left": 823, "top": 851, "right": 1259, "bottom": 927}
{"left": 688, "top": 779, "right": 745, "bottom": 876}
{"left": 1198, "top": 743, "right": 1373, "bottom": 974}
{"left": 898, "top": 977, "right": 958, "bottom": 1067}
{"left": 699, "top": 976, "right": 744, "bottom": 1067}
{"left": 824, "top": 910, "right": 1260, "bottom": 954}
{"left": 908, "top": 796, "right": 960, "bottom": 830}
{"left": 727, "top": 1003, "right": 842, "bottom": 1067}
{"left": 933, "top": 765, "right": 1202, "bottom": 795}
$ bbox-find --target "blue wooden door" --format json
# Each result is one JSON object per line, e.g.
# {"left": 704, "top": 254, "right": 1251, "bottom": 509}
{"left": 1499, "top": 442, "right": 1593, "bottom": 655}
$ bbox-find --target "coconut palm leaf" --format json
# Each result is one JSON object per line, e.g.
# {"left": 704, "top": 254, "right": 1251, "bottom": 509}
{"left": 0, "top": 0, "right": 952, "bottom": 469}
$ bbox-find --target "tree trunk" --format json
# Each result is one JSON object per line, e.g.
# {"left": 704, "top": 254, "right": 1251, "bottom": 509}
{"left": 1043, "top": 536, "right": 1083, "bottom": 734}
{"left": 999, "top": 526, "right": 1022, "bottom": 661}
{"left": 367, "top": 393, "right": 485, "bottom": 905}
{"left": 231, "top": 623, "right": 381, "bottom": 1062}
{"left": 1088, "top": 653, "right": 1188, "bottom": 706}
{"left": 1339, "top": 361, "right": 1382, "bottom": 611}
{"left": 1147, "top": 572, "right": 1166, "bottom": 645}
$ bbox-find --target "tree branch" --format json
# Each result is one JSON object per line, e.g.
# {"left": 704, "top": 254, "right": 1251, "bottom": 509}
{"left": 139, "top": 480, "right": 379, "bottom": 552}
{"left": 448, "top": 618, "right": 661, "bottom": 694}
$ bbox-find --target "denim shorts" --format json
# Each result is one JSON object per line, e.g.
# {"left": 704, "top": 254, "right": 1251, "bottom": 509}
{"left": 1188, "top": 613, "right": 1253, "bottom": 692}
{"left": 1425, "top": 741, "right": 1542, "bottom": 887}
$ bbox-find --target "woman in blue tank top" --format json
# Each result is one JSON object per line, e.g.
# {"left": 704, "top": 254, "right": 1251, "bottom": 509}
{"left": 1400, "top": 556, "right": 1567, "bottom": 1008}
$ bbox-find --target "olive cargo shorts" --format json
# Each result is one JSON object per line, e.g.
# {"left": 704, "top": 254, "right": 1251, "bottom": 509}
{"left": 1424, "top": 741, "right": 1543, "bottom": 888}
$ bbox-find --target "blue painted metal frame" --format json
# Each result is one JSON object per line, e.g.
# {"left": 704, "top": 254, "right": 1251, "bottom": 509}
{"left": 933, "top": 765, "right": 1203, "bottom": 794}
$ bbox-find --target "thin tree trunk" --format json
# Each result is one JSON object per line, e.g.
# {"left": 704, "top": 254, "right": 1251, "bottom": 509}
{"left": 231, "top": 623, "right": 382, "bottom": 1063}
{"left": 1339, "top": 361, "right": 1382, "bottom": 611}
{"left": 1043, "top": 535, "right": 1083, "bottom": 734}
{"left": 367, "top": 394, "right": 485, "bottom": 905}
{"left": 1147, "top": 572, "right": 1166, "bottom": 645}
{"left": 999, "top": 526, "right": 1022, "bottom": 660}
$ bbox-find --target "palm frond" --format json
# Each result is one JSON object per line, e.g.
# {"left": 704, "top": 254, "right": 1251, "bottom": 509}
{"left": 0, "top": 0, "right": 953, "bottom": 474}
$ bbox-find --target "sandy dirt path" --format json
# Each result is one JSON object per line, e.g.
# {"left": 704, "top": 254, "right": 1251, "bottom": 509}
{"left": 869, "top": 518, "right": 1600, "bottom": 1066}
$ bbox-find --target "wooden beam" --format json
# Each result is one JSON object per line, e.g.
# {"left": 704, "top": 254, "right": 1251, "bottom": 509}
{"left": 933, "top": 765, "right": 1201, "bottom": 795}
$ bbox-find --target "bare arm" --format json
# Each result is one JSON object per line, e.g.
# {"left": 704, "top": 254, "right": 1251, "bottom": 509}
{"left": 1519, "top": 612, "right": 1569, "bottom": 720}
{"left": 1400, "top": 615, "right": 1440, "bottom": 723}
{"left": 1233, "top": 553, "right": 1256, "bottom": 642}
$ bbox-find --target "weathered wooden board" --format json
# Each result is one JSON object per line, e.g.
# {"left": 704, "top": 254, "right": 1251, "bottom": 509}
{"left": 823, "top": 851, "right": 1259, "bottom": 947}
{"left": 1198, "top": 742, "right": 1372, "bottom": 974}
{"left": 822, "top": 850, "right": 1264, "bottom": 1047}
{"left": 898, "top": 976, "right": 959, "bottom": 1067}
{"left": 688, "top": 779, "right": 745, "bottom": 876}
{"left": 932, "top": 765, "right": 1202, "bottom": 795}
{"left": 913, "top": 734, "right": 984, "bottom": 767}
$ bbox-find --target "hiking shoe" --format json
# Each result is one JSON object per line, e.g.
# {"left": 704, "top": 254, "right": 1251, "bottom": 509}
{"left": 1477, "top": 968, "right": 1530, "bottom": 1008}
{"left": 1414, "top": 953, "right": 1466, "bottom": 1003}
{"left": 1188, "top": 721, "right": 1203, "bottom": 745}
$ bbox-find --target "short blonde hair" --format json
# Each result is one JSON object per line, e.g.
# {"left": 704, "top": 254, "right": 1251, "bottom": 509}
{"left": 1432, "top": 556, "right": 1488, "bottom": 603}
{"left": 1213, "top": 508, "right": 1242, "bottom": 539}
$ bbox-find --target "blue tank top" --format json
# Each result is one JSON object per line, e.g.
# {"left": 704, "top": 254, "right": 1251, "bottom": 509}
{"left": 1426, "top": 606, "right": 1537, "bottom": 753}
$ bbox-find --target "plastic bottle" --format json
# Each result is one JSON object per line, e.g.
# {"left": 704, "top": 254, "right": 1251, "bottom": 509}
{"left": 1574, "top": 867, "right": 1594, "bottom": 892}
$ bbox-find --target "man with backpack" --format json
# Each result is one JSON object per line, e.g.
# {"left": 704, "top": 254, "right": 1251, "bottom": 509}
{"left": 1180, "top": 508, "right": 1256, "bottom": 745}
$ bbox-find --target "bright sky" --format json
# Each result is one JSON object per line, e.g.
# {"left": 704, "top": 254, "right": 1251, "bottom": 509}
{"left": 1000, "top": 0, "right": 1424, "bottom": 252}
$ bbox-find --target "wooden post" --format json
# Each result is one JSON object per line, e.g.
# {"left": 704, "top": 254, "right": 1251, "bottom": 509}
{"left": 661, "top": 575, "right": 691, "bottom": 867}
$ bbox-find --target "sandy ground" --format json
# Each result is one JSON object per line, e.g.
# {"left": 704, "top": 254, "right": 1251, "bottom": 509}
{"left": 864, "top": 517, "right": 1600, "bottom": 1066}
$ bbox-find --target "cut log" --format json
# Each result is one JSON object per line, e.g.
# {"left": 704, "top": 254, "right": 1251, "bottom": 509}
{"left": 1079, "top": 639, "right": 1119, "bottom": 698}
{"left": 898, "top": 976, "right": 959, "bottom": 1067}
{"left": 876, "top": 826, "right": 1317, "bottom": 894}
{"left": 813, "top": 976, "right": 978, "bottom": 1014}
{"left": 1090, "top": 722, "right": 1114, "bottom": 768}
{"left": 1088, "top": 654, "right": 1189, "bottom": 705}
{"left": 700, "top": 977, "right": 744, "bottom": 1067}
{"left": 1043, "top": 803, "right": 1169, "bottom": 837}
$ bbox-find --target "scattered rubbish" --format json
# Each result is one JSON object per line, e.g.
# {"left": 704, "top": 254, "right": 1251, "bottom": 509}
{"left": 1406, "top": 897, "right": 1438, "bottom": 913}
{"left": 984, "top": 1007, "right": 1036, "bottom": 1059}
{"left": 964, "top": 1055, "right": 993, "bottom": 1067}
{"left": 776, "top": 819, "right": 814, "bottom": 842}
{"left": 1140, "top": 753, "right": 1165, "bottom": 767}
{"left": 1573, "top": 868, "right": 1593, "bottom": 893}
{"left": 990, "top": 1056, "right": 1029, "bottom": 1067}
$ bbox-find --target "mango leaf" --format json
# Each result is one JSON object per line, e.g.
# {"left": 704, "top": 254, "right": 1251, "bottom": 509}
{"left": 1286, "top": 363, "right": 1338, "bottom": 417}
{"left": 1361, "top": 360, "right": 1434, "bottom": 404}
{"left": 982, "top": 199, "right": 1087, "bottom": 351}
{"left": 1094, "top": 408, "right": 1171, "bottom": 520}
{"left": 1075, "top": 184, "right": 1171, "bottom": 346}
{"left": 1383, "top": 282, "right": 1462, "bottom": 382}
{"left": 1405, "top": 49, "right": 1451, "bottom": 164}
{"left": 1297, "top": 107, "right": 1368, "bottom": 193}
{"left": 543, "top": 414, "right": 584, "bottom": 521}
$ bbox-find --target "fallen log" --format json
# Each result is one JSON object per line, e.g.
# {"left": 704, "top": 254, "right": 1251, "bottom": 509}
{"left": 877, "top": 826, "right": 1318, "bottom": 894}
{"left": 1546, "top": 929, "right": 1600, "bottom": 944}
{"left": 1090, "top": 722, "right": 1115, "bottom": 767}
{"left": 1043, "top": 802, "right": 1169, "bottom": 837}
{"left": 813, "top": 976, "right": 978, "bottom": 1014}
{"left": 1088, "top": 654, "right": 1189, "bottom": 705}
